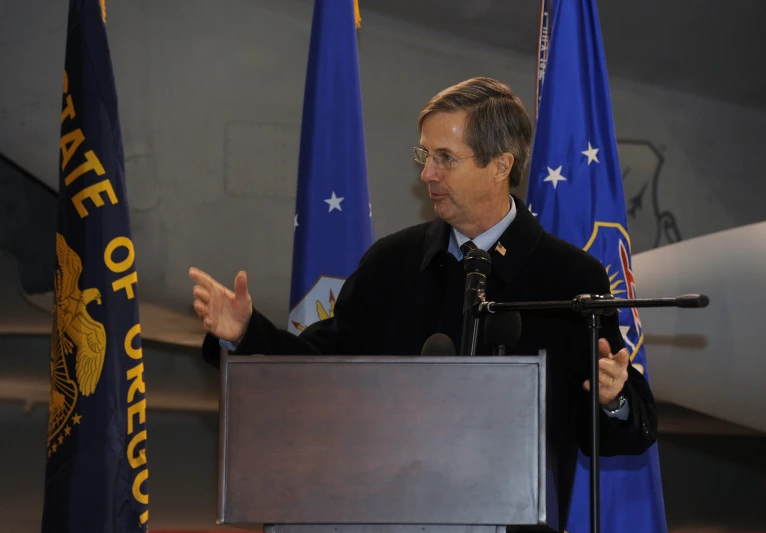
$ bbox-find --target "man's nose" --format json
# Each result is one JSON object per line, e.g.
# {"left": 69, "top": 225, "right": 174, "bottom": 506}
{"left": 420, "top": 158, "right": 439, "bottom": 183}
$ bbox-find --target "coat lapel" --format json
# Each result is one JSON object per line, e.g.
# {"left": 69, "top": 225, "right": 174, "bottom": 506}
{"left": 420, "top": 217, "right": 450, "bottom": 271}
{"left": 488, "top": 195, "right": 545, "bottom": 285}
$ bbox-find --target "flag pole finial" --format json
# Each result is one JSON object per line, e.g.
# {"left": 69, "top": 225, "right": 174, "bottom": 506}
{"left": 354, "top": 0, "right": 362, "bottom": 28}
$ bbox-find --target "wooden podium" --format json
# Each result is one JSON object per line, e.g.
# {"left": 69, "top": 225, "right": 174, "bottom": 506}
{"left": 217, "top": 354, "right": 558, "bottom": 533}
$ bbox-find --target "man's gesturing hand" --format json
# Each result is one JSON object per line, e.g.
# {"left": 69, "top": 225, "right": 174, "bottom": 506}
{"left": 189, "top": 267, "right": 253, "bottom": 343}
{"left": 582, "top": 338, "right": 630, "bottom": 408}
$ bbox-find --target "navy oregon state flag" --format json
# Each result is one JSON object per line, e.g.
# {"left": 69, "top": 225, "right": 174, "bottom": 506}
{"left": 42, "top": 1, "right": 149, "bottom": 531}
{"left": 526, "top": 0, "right": 667, "bottom": 532}
{"left": 287, "top": 0, "right": 373, "bottom": 332}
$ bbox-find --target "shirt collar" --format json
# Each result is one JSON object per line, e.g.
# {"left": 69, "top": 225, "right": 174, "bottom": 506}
{"left": 448, "top": 196, "right": 517, "bottom": 260}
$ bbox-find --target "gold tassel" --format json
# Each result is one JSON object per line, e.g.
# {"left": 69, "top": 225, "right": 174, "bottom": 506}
{"left": 100, "top": 0, "right": 107, "bottom": 23}
{"left": 354, "top": 0, "right": 361, "bottom": 28}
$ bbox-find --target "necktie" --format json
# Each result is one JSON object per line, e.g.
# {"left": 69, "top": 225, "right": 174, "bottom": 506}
{"left": 460, "top": 240, "right": 477, "bottom": 260}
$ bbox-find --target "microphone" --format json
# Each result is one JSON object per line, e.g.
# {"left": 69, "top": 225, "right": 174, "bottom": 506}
{"left": 421, "top": 333, "right": 456, "bottom": 356}
{"left": 483, "top": 311, "right": 522, "bottom": 355}
{"left": 675, "top": 294, "right": 710, "bottom": 308}
{"left": 568, "top": 292, "right": 711, "bottom": 313}
{"left": 460, "top": 248, "right": 492, "bottom": 355}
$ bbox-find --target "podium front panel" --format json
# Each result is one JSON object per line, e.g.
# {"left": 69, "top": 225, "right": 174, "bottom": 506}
{"left": 219, "top": 355, "right": 547, "bottom": 528}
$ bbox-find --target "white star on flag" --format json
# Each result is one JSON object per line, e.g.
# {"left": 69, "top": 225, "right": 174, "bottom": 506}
{"left": 582, "top": 142, "right": 600, "bottom": 165}
{"left": 324, "top": 192, "right": 344, "bottom": 212}
{"left": 528, "top": 203, "right": 539, "bottom": 217}
{"left": 543, "top": 166, "right": 567, "bottom": 189}
{"left": 294, "top": 214, "right": 299, "bottom": 229}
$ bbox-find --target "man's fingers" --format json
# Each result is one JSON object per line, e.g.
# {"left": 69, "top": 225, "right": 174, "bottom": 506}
{"left": 599, "top": 369, "right": 615, "bottom": 388}
{"left": 598, "top": 353, "right": 629, "bottom": 378}
{"left": 598, "top": 337, "right": 612, "bottom": 359}
{"left": 582, "top": 380, "right": 610, "bottom": 393}
{"left": 233, "top": 270, "right": 249, "bottom": 299}
{"left": 614, "top": 348, "right": 630, "bottom": 365}
{"left": 598, "top": 359, "right": 616, "bottom": 381}
{"left": 192, "top": 285, "right": 211, "bottom": 304}
{"left": 583, "top": 379, "right": 619, "bottom": 406}
{"left": 189, "top": 267, "right": 217, "bottom": 291}
{"left": 586, "top": 368, "right": 620, "bottom": 386}
{"left": 193, "top": 300, "right": 208, "bottom": 317}
{"left": 598, "top": 357, "right": 620, "bottom": 373}
{"left": 597, "top": 339, "right": 632, "bottom": 366}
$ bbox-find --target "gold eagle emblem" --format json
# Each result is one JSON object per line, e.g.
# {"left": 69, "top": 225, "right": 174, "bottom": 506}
{"left": 47, "top": 233, "right": 107, "bottom": 455}
{"left": 291, "top": 289, "right": 337, "bottom": 332}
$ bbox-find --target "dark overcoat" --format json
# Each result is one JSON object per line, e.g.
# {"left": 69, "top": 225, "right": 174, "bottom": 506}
{"left": 202, "top": 196, "right": 657, "bottom": 528}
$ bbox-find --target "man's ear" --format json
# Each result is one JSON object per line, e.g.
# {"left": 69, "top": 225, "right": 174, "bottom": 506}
{"left": 494, "top": 152, "right": 515, "bottom": 184}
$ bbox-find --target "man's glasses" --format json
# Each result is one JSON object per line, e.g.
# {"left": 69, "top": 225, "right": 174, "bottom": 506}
{"left": 413, "top": 147, "right": 475, "bottom": 170}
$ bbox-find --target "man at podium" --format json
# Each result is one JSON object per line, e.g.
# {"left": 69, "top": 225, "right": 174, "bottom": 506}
{"left": 189, "top": 77, "right": 657, "bottom": 528}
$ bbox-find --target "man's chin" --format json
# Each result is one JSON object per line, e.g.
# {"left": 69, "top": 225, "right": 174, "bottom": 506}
{"left": 432, "top": 202, "right": 455, "bottom": 222}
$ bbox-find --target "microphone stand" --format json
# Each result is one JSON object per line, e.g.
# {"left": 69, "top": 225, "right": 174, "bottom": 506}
{"left": 473, "top": 293, "right": 709, "bottom": 533}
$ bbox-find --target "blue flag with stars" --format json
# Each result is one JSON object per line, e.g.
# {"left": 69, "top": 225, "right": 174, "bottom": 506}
{"left": 287, "top": 0, "right": 373, "bottom": 333}
{"left": 526, "top": 1, "right": 667, "bottom": 532}
{"left": 42, "top": 1, "right": 149, "bottom": 531}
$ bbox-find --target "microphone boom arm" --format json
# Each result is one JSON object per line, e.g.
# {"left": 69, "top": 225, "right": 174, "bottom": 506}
{"left": 471, "top": 291, "right": 709, "bottom": 533}
{"left": 477, "top": 293, "right": 709, "bottom": 314}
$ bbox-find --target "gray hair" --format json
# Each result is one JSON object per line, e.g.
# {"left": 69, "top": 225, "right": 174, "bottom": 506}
{"left": 418, "top": 77, "right": 532, "bottom": 189}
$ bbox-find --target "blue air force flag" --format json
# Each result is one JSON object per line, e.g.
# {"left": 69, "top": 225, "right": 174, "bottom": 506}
{"left": 287, "top": 0, "right": 373, "bottom": 333}
{"left": 42, "top": 1, "right": 149, "bottom": 531}
{"left": 526, "top": 1, "right": 667, "bottom": 532}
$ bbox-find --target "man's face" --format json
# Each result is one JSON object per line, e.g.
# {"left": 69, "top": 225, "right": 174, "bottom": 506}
{"left": 419, "top": 111, "right": 497, "bottom": 229}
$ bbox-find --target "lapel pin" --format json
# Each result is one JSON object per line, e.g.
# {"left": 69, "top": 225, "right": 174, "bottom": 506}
{"left": 495, "top": 241, "right": 507, "bottom": 256}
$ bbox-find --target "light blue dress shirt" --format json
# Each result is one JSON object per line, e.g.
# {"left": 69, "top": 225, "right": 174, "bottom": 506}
{"left": 447, "top": 195, "right": 517, "bottom": 261}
